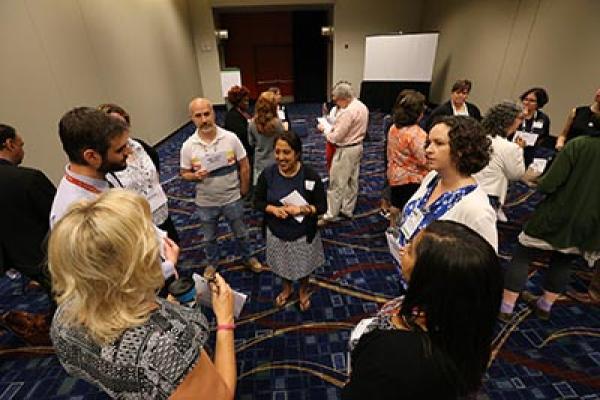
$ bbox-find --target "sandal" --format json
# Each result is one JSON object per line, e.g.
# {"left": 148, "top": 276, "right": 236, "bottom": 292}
{"left": 298, "top": 295, "right": 311, "bottom": 312}
{"left": 275, "top": 291, "right": 292, "bottom": 307}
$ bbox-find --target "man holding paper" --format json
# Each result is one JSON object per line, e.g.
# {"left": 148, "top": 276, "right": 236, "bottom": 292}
{"left": 317, "top": 82, "right": 369, "bottom": 224}
{"left": 181, "top": 98, "right": 262, "bottom": 277}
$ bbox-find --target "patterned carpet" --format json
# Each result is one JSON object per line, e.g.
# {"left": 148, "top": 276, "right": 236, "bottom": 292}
{"left": 1, "top": 103, "right": 599, "bottom": 399}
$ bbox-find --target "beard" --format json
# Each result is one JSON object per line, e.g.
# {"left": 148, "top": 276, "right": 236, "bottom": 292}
{"left": 98, "top": 157, "right": 128, "bottom": 174}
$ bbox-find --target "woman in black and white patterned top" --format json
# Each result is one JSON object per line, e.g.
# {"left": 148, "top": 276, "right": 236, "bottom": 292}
{"left": 48, "top": 190, "right": 237, "bottom": 399}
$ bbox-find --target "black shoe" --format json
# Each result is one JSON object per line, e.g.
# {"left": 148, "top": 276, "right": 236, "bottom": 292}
{"left": 521, "top": 291, "right": 550, "bottom": 320}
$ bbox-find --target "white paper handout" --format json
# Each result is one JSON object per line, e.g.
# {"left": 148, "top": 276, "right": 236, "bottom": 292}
{"left": 386, "top": 231, "right": 402, "bottom": 265}
{"left": 280, "top": 189, "right": 308, "bottom": 223}
{"left": 317, "top": 117, "right": 333, "bottom": 135}
{"left": 199, "top": 151, "right": 230, "bottom": 172}
{"left": 530, "top": 158, "right": 548, "bottom": 174}
{"left": 277, "top": 109, "right": 286, "bottom": 121}
{"left": 192, "top": 273, "right": 248, "bottom": 318}
{"left": 513, "top": 130, "right": 539, "bottom": 147}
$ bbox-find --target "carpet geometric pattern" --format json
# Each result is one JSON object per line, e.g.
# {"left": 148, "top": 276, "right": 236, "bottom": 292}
{"left": 1, "top": 104, "right": 598, "bottom": 399}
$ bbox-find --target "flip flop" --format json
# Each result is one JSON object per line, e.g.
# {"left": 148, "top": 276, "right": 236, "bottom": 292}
{"left": 275, "top": 291, "right": 292, "bottom": 307}
{"left": 299, "top": 296, "right": 311, "bottom": 312}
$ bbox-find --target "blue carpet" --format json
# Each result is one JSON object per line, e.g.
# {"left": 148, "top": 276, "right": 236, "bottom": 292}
{"left": 1, "top": 103, "right": 599, "bottom": 399}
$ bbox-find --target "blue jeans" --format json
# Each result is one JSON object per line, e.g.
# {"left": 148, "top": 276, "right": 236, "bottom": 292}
{"left": 196, "top": 199, "right": 251, "bottom": 266}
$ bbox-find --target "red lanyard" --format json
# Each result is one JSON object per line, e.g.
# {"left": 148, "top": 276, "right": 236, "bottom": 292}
{"left": 64, "top": 173, "right": 102, "bottom": 194}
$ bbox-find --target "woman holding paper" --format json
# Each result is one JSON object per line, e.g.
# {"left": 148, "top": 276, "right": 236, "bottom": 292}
{"left": 474, "top": 101, "right": 526, "bottom": 214}
{"left": 395, "top": 116, "right": 497, "bottom": 254}
{"left": 254, "top": 131, "right": 327, "bottom": 311}
{"left": 343, "top": 220, "right": 502, "bottom": 399}
{"left": 48, "top": 190, "right": 237, "bottom": 400}
{"left": 248, "top": 91, "right": 285, "bottom": 185}
{"left": 518, "top": 88, "right": 551, "bottom": 166}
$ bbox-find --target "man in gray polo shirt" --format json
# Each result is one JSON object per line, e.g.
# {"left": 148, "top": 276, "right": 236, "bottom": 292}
{"left": 181, "top": 98, "right": 262, "bottom": 276}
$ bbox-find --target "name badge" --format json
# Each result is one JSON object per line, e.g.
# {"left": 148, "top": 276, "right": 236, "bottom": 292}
{"left": 400, "top": 208, "right": 424, "bottom": 240}
{"left": 532, "top": 120, "right": 544, "bottom": 129}
{"left": 305, "top": 180, "right": 315, "bottom": 191}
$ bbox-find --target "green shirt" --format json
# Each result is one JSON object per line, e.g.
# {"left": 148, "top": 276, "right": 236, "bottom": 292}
{"left": 524, "top": 135, "right": 600, "bottom": 251}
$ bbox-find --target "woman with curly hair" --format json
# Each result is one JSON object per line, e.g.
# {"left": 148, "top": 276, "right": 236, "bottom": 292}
{"left": 394, "top": 116, "right": 497, "bottom": 255}
{"left": 474, "top": 101, "right": 526, "bottom": 213}
{"left": 248, "top": 91, "right": 285, "bottom": 185}
{"left": 224, "top": 85, "right": 253, "bottom": 163}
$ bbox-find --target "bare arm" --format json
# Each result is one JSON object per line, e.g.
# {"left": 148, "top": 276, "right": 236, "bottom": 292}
{"left": 555, "top": 108, "right": 576, "bottom": 151}
{"left": 238, "top": 157, "right": 250, "bottom": 196}
{"left": 180, "top": 167, "right": 209, "bottom": 182}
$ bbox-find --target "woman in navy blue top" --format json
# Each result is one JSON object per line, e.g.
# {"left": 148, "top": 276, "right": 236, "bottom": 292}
{"left": 254, "top": 131, "right": 327, "bottom": 311}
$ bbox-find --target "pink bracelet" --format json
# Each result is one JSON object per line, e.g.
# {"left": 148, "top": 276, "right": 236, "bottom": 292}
{"left": 217, "top": 323, "right": 236, "bottom": 331}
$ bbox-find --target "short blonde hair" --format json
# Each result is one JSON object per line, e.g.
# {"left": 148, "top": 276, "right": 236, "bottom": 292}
{"left": 48, "top": 189, "right": 164, "bottom": 344}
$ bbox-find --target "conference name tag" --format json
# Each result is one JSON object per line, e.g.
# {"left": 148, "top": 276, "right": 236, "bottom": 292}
{"left": 532, "top": 120, "right": 544, "bottom": 129}
{"left": 305, "top": 180, "right": 315, "bottom": 191}
{"left": 400, "top": 208, "right": 424, "bottom": 239}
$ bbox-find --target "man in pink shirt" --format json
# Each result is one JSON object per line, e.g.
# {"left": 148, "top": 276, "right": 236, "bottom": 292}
{"left": 318, "top": 82, "right": 369, "bottom": 223}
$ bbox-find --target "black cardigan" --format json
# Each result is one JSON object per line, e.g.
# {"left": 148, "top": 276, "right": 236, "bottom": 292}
{"left": 424, "top": 100, "right": 482, "bottom": 132}
{"left": 253, "top": 163, "right": 326, "bottom": 243}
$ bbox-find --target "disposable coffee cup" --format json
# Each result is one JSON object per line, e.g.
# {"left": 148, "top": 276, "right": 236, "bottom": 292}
{"left": 168, "top": 277, "right": 197, "bottom": 307}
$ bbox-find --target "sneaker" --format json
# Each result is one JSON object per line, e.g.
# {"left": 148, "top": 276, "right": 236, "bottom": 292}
{"left": 244, "top": 257, "right": 263, "bottom": 273}
{"left": 498, "top": 312, "right": 512, "bottom": 323}
{"left": 203, "top": 265, "right": 217, "bottom": 280}
{"left": 521, "top": 291, "right": 550, "bottom": 320}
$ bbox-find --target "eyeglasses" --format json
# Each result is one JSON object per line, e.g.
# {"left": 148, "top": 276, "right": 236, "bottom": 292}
{"left": 523, "top": 97, "right": 537, "bottom": 103}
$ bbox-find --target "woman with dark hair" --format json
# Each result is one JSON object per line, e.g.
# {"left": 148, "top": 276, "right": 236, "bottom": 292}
{"left": 224, "top": 85, "right": 253, "bottom": 162}
{"left": 248, "top": 91, "right": 285, "bottom": 185}
{"left": 343, "top": 220, "right": 503, "bottom": 399}
{"left": 518, "top": 87, "right": 551, "bottom": 166}
{"left": 98, "top": 103, "right": 180, "bottom": 243}
{"left": 386, "top": 90, "right": 429, "bottom": 221}
{"left": 253, "top": 131, "right": 326, "bottom": 311}
{"left": 474, "top": 101, "right": 526, "bottom": 214}
{"left": 555, "top": 87, "right": 600, "bottom": 151}
{"left": 424, "top": 79, "right": 482, "bottom": 132}
{"left": 394, "top": 116, "right": 497, "bottom": 254}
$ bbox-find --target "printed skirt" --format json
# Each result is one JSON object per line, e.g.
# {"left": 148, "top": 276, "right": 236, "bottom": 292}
{"left": 266, "top": 228, "right": 325, "bottom": 281}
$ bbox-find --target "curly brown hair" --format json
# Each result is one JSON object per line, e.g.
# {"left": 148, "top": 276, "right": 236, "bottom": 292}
{"left": 435, "top": 116, "right": 491, "bottom": 175}
{"left": 227, "top": 85, "right": 250, "bottom": 106}
{"left": 254, "top": 91, "right": 279, "bottom": 135}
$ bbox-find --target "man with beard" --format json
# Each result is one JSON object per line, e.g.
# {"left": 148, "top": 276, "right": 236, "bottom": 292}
{"left": 180, "top": 98, "right": 262, "bottom": 277}
{"left": 50, "top": 107, "right": 132, "bottom": 226}
{"left": 50, "top": 107, "right": 178, "bottom": 280}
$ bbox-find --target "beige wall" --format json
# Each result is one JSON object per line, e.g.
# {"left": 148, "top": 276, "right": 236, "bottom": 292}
{"left": 0, "top": 0, "right": 200, "bottom": 183}
{"left": 332, "top": 0, "right": 424, "bottom": 92}
{"left": 422, "top": 0, "right": 600, "bottom": 135}
{"left": 190, "top": 0, "right": 424, "bottom": 99}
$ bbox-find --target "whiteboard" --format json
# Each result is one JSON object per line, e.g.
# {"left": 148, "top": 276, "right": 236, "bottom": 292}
{"left": 220, "top": 69, "right": 242, "bottom": 98}
{"left": 363, "top": 33, "right": 439, "bottom": 82}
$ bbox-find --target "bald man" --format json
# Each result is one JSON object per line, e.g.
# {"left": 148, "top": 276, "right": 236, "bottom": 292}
{"left": 180, "top": 98, "right": 262, "bottom": 276}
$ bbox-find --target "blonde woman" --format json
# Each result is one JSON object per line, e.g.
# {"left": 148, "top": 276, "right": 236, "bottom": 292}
{"left": 248, "top": 91, "right": 286, "bottom": 185}
{"left": 49, "top": 189, "right": 237, "bottom": 399}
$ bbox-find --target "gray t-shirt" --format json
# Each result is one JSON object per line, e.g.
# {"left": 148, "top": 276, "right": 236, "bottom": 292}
{"left": 50, "top": 298, "right": 209, "bottom": 399}
{"left": 180, "top": 127, "right": 247, "bottom": 206}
